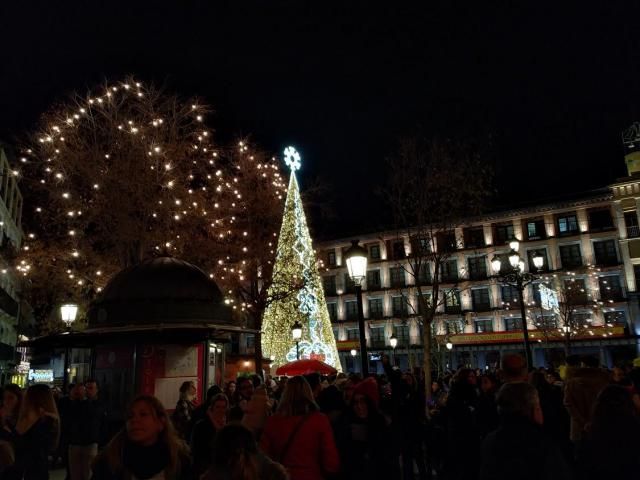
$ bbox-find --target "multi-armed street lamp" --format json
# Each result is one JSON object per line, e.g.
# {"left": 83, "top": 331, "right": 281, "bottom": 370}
{"left": 344, "top": 240, "right": 369, "bottom": 377}
{"left": 291, "top": 320, "right": 303, "bottom": 360}
{"left": 491, "top": 239, "right": 544, "bottom": 369}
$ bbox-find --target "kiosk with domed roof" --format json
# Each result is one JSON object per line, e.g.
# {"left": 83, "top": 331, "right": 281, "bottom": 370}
{"left": 27, "top": 257, "right": 243, "bottom": 422}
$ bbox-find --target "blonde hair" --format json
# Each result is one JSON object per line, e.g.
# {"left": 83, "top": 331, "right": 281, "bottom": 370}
{"left": 276, "top": 376, "right": 319, "bottom": 417}
{"left": 101, "top": 395, "right": 188, "bottom": 476}
{"left": 17, "top": 384, "right": 60, "bottom": 451}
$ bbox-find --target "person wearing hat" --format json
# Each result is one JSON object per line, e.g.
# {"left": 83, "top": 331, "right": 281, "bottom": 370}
{"left": 334, "top": 376, "right": 398, "bottom": 480}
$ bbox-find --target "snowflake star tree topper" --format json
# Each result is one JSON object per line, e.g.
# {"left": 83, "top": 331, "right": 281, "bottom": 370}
{"left": 284, "top": 146, "right": 301, "bottom": 172}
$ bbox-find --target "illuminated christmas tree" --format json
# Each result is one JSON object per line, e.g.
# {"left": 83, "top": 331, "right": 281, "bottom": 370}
{"left": 262, "top": 147, "right": 341, "bottom": 370}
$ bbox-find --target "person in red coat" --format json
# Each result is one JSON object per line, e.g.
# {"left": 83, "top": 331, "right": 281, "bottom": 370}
{"left": 260, "top": 375, "right": 340, "bottom": 480}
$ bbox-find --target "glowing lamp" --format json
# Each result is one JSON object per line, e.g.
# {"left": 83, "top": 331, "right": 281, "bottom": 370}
{"left": 60, "top": 304, "right": 78, "bottom": 328}
{"left": 345, "top": 240, "right": 368, "bottom": 285}
{"left": 390, "top": 334, "right": 398, "bottom": 349}
{"left": 532, "top": 251, "right": 544, "bottom": 270}
{"left": 446, "top": 341, "right": 453, "bottom": 350}
{"left": 508, "top": 250, "right": 521, "bottom": 269}
{"left": 350, "top": 349, "right": 357, "bottom": 357}
{"left": 291, "top": 320, "right": 303, "bottom": 341}
{"left": 509, "top": 238, "right": 520, "bottom": 252}
{"left": 491, "top": 256, "right": 502, "bottom": 274}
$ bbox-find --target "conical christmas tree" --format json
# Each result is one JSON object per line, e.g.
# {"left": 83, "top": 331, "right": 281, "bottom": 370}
{"left": 262, "top": 147, "right": 341, "bottom": 371}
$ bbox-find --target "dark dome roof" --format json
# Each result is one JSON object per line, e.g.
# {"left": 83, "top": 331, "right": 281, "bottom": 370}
{"left": 87, "top": 257, "right": 232, "bottom": 328}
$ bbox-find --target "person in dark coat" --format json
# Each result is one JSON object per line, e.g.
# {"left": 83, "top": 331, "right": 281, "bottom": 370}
{"left": 444, "top": 368, "right": 480, "bottom": 480}
{"left": 189, "top": 384, "right": 222, "bottom": 434}
{"left": 5, "top": 384, "right": 60, "bottom": 480}
{"left": 476, "top": 374, "right": 500, "bottom": 440}
{"left": 191, "top": 393, "right": 228, "bottom": 477}
{"left": 480, "top": 382, "right": 572, "bottom": 480}
{"left": 92, "top": 395, "right": 193, "bottom": 480}
{"left": 172, "top": 381, "right": 197, "bottom": 440}
{"left": 576, "top": 385, "right": 640, "bottom": 480}
{"left": 334, "top": 377, "right": 398, "bottom": 480}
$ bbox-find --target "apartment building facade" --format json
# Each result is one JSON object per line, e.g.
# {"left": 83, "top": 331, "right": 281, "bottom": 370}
{"left": 0, "top": 146, "right": 24, "bottom": 384}
{"left": 318, "top": 176, "right": 640, "bottom": 373}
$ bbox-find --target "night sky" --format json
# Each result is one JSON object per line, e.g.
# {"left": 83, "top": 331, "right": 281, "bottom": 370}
{"left": 2, "top": 2, "right": 640, "bottom": 239}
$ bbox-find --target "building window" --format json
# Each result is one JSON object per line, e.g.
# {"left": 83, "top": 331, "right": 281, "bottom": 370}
{"left": 347, "top": 328, "right": 360, "bottom": 340}
{"left": 599, "top": 275, "right": 623, "bottom": 302}
{"left": 345, "top": 301, "right": 358, "bottom": 320}
{"left": 464, "top": 227, "right": 485, "bottom": 249}
{"left": 344, "top": 273, "right": 357, "bottom": 294}
{"left": 475, "top": 318, "right": 494, "bottom": 333}
{"left": 370, "top": 326, "right": 385, "bottom": 347}
{"left": 504, "top": 317, "right": 523, "bottom": 331}
{"left": 501, "top": 285, "right": 519, "bottom": 305}
{"left": 332, "top": 327, "right": 339, "bottom": 340}
{"left": 557, "top": 214, "right": 579, "bottom": 235}
{"left": 323, "top": 276, "right": 337, "bottom": 296}
{"left": 415, "top": 263, "right": 431, "bottom": 285}
{"left": 441, "top": 259, "right": 458, "bottom": 283}
{"left": 368, "top": 298, "right": 384, "bottom": 319}
{"left": 564, "top": 278, "right": 589, "bottom": 305}
{"left": 411, "top": 236, "right": 432, "bottom": 255}
{"left": 366, "top": 270, "right": 382, "bottom": 290}
{"left": 593, "top": 240, "right": 618, "bottom": 266}
{"left": 392, "top": 296, "right": 408, "bottom": 317}
{"left": 392, "top": 241, "right": 406, "bottom": 260}
{"left": 394, "top": 324, "right": 410, "bottom": 345}
{"left": 369, "top": 244, "right": 381, "bottom": 260}
{"left": 467, "top": 256, "right": 487, "bottom": 280}
{"left": 494, "top": 223, "right": 514, "bottom": 245}
{"left": 534, "top": 314, "right": 558, "bottom": 329}
{"left": 559, "top": 244, "right": 583, "bottom": 268}
{"left": 327, "top": 303, "right": 338, "bottom": 322}
{"left": 471, "top": 288, "right": 491, "bottom": 311}
{"left": 527, "top": 248, "right": 548, "bottom": 271}
{"left": 525, "top": 219, "right": 546, "bottom": 240}
{"left": 437, "top": 231, "right": 457, "bottom": 252}
{"left": 246, "top": 335, "right": 255, "bottom": 354}
{"left": 444, "top": 289, "right": 461, "bottom": 314}
{"left": 445, "top": 319, "right": 464, "bottom": 334}
{"left": 604, "top": 311, "right": 627, "bottom": 327}
{"left": 390, "top": 267, "right": 406, "bottom": 288}
{"left": 624, "top": 211, "right": 639, "bottom": 238}
{"left": 588, "top": 209, "right": 614, "bottom": 232}
{"left": 327, "top": 251, "right": 336, "bottom": 266}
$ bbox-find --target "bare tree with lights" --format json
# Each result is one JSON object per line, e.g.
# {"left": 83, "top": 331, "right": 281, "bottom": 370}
{"left": 14, "top": 78, "right": 286, "bottom": 333}
{"left": 385, "top": 136, "right": 492, "bottom": 404}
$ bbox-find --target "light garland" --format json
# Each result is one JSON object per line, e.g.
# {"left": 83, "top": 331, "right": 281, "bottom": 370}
{"left": 14, "top": 78, "right": 287, "bottom": 319}
{"left": 262, "top": 147, "right": 341, "bottom": 371}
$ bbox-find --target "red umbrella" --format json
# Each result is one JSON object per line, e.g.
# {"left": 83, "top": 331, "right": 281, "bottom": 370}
{"left": 275, "top": 359, "right": 337, "bottom": 376}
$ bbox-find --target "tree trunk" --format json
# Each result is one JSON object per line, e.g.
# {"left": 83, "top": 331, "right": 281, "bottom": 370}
{"left": 254, "top": 330, "right": 264, "bottom": 378}
{"left": 422, "top": 320, "right": 432, "bottom": 406}
{"left": 564, "top": 333, "right": 571, "bottom": 358}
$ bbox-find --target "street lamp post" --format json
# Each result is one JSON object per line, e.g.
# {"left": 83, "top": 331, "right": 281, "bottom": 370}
{"left": 446, "top": 340, "right": 453, "bottom": 370}
{"left": 389, "top": 333, "right": 398, "bottom": 365}
{"left": 60, "top": 303, "right": 78, "bottom": 392}
{"left": 345, "top": 239, "right": 369, "bottom": 377}
{"left": 491, "top": 240, "right": 544, "bottom": 370}
{"left": 291, "top": 320, "right": 303, "bottom": 360}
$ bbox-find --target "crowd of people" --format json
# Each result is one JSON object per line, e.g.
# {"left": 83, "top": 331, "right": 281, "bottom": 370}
{"left": 0, "top": 353, "right": 638, "bottom": 479}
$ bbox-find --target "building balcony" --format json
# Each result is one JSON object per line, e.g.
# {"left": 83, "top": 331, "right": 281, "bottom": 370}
{"left": 627, "top": 225, "right": 640, "bottom": 238}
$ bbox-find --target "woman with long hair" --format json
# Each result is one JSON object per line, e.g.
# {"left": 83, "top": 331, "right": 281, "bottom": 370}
{"left": 5, "top": 384, "right": 60, "bottom": 480}
{"left": 0, "top": 384, "right": 22, "bottom": 437}
{"left": 92, "top": 395, "right": 193, "bottom": 479}
{"left": 203, "top": 424, "right": 288, "bottom": 480}
{"left": 260, "top": 375, "right": 339, "bottom": 480}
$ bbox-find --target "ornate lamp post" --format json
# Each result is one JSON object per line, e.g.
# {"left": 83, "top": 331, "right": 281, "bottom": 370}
{"left": 345, "top": 239, "right": 369, "bottom": 377}
{"left": 491, "top": 240, "right": 544, "bottom": 369}
{"left": 291, "top": 320, "right": 303, "bottom": 360}
{"left": 60, "top": 303, "right": 78, "bottom": 392}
